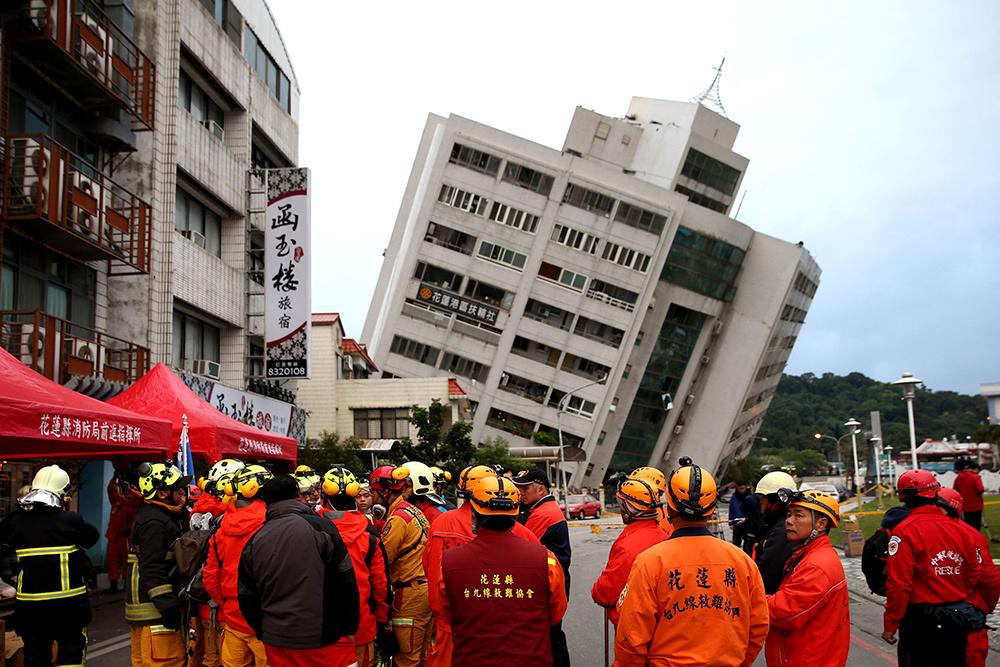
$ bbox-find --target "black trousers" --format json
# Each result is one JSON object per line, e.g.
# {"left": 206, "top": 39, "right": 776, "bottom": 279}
{"left": 550, "top": 621, "right": 571, "bottom": 667}
{"left": 964, "top": 510, "right": 982, "bottom": 532}
{"left": 898, "top": 603, "right": 967, "bottom": 667}
{"left": 15, "top": 598, "right": 91, "bottom": 667}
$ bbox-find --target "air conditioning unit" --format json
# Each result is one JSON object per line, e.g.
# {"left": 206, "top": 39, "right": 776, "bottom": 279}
{"left": 68, "top": 172, "right": 103, "bottom": 235}
{"left": 202, "top": 119, "right": 225, "bottom": 142}
{"left": 673, "top": 425, "right": 684, "bottom": 435}
{"left": 184, "top": 358, "right": 220, "bottom": 379}
{"left": 537, "top": 307, "right": 551, "bottom": 318}
{"left": 342, "top": 354, "right": 354, "bottom": 371}
{"left": 180, "top": 229, "right": 206, "bottom": 248}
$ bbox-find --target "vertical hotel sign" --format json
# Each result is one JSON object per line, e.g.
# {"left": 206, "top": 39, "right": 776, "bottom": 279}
{"left": 265, "top": 168, "right": 311, "bottom": 378}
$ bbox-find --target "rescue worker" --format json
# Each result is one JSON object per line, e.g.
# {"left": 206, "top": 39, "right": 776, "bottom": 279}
{"left": 369, "top": 464, "right": 432, "bottom": 667}
{"left": 203, "top": 465, "right": 272, "bottom": 667}
{"left": 591, "top": 475, "right": 667, "bottom": 627}
{"left": 238, "top": 475, "right": 360, "bottom": 667}
{"left": 615, "top": 458, "right": 768, "bottom": 667}
{"left": 765, "top": 490, "right": 849, "bottom": 667}
{"left": 728, "top": 480, "right": 750, "bottom": 548}
{"left": 936, "top": 487, "right": 1000, "bottom": 667}
{"left": 752, "top": 471, "right": 797, "bottom": 593}
{"left": 293, "top": 464, "right": 322, "bottom": 510}
{"left": 953, "top": 460, "right": 985, "bottom": 531}
{"left": 630, "top": 466, "right": 673, "bottom": 537}
{"left": 403, "top": 461, "right": 450, "bottom": 524}
{"left": 438, "top": 476, "right": 568, "bottom": 667}
{"left": 429, "top": 467, "right": 457, "bottom": 511}
{"left": 882, "top": 469, "right": 982, "bottom": 666}
{"left": 127, "top": 461, "right": 193, "bottom": 667}
{"left": 0, "top": 465, "right": 99, "bottom": 667}
{"left": 512, "top": 467, "right": 572, "bottom": 667}
{"left": 106, "top": 467, "right": 142, "bottom": 593}
{"left": 356, "top": 483, "right": 375, "bottom": 515}
{"left": 317, "top": 465, "right": 391, "bottom": 667}
{"left": 424, "top": 465, "right": 540, "bottom": 667}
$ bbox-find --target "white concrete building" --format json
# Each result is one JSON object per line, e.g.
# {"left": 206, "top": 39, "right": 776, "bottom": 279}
{"left": 363, "top": 97, "right": 820, "bottom": 486}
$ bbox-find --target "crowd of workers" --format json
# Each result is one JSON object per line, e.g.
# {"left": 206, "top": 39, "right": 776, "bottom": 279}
{"left": 0, "top": 452, "right": 996, "bottom": 667}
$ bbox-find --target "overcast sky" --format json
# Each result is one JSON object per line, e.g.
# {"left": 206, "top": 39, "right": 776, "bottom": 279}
{"left": 267, "top": 1, "right": 999, "bottom": 397}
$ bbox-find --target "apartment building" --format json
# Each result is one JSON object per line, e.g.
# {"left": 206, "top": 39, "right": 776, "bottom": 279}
{"left": 363, "top": 97, "right": 820, "bottom": 487}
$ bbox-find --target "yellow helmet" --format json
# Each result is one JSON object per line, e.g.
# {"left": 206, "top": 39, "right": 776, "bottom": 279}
{"left": 786, "top": 489, "right": 840, "bottom": 528}
{"left": 323, "top": 465, "right": 361, "bottom": 497}
{"left": 224, "top": 464, "right": 273, "bottom": 499}
{"left": 469, "top": 477, "right": 519, "bottom": 516}
{"left": 630, "top": 467, "right": 666, "bottom": 496}
{"left": 666, "top": 459, "right": 717, "bottom": 518}
{"left": 457, "top": 465, "right": 497, "bottom": 498}
{"left": 755, "top": 471, "right": 797, "bottom": 496}
{"left": 137, "top": 462, "right": 191, "bottom": 500}
{"left": 430, "top": 466, "right": 452, "bottom": 485}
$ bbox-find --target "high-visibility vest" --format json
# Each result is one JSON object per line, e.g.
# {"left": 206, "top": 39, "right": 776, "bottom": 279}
{"left": 15, "top": 545, "right": 88, "bottom": 601}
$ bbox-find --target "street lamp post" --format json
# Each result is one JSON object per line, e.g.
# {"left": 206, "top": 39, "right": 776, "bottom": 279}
{"left": 870, "top": 435, "right": 883, "bottom": 507}
{"left": 845, "top": 418, "right": 862, "bottom": 510}
{"left": 814, "top": 432, "right": 854, "bottom": 467}
{"left": 557, "top": 373, "right": 608, "bottom": 520}
{"left": 884, "top": 446, "right": 895, "bottom": 489}
{"left": 892, "top": 373, "right": 922, "bottom": 471}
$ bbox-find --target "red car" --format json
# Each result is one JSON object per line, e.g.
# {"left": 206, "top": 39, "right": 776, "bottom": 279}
{"left": 558, "top": 494, "right": 603, "bottom": 520}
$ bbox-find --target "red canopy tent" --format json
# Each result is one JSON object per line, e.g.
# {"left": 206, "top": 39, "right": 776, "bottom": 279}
{"left": 0, "top": 347, "right": 174, "bottom": 459}
{"left": 107, "top": 363, "right": 297, "bottom": 465}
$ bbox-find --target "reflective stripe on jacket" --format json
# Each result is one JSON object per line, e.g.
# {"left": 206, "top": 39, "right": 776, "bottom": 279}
{"left": 125, "top": 502, "right": 186, "bottom": 626}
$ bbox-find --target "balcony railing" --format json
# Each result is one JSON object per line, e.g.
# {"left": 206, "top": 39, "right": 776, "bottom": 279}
{"left": 1, "top": 310, "right": 150, "bottom": 387}
{"left": 12, "top": 0, "right": 155, "bottom": 129}
{"left": 3, "top": 134, "right": 151, "bottom": 274}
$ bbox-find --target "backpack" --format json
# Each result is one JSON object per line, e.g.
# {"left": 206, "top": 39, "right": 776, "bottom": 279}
{"left": 861, "top": 527, "right": 892, "bottom": 595}
{"left": 173, "top": 514, "right": 223, "bottom": 605}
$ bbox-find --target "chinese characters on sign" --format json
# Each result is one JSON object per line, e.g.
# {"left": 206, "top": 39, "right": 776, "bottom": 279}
{"left": 264, "top": 168, "right": 312, "bottom": 378}
{"left": 39, "top": 414, "right": 142, "bottom": 443}
{"left": 416, "top": 284, "right": 499, "bottom": 325}
{"left": 209, "top": 384, "right": 293, "bottom": 436}
{"left": 463, "top": 573, "right": 530, "bottom": 600}
{"left": 660, "top": 566, "right": 742, "bottom": 621}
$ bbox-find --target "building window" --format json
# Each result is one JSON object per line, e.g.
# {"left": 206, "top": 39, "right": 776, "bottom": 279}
{"left": 614, "top": 202, "right": 667, "bottom": 235}
{"left": 171, "top": 310, "right": 220, "bottom": 367}
{"left": 488, "top": 201, "right": 539, "bottom": 233}
{"left": 502, "top": 162, "right": 554, "bottom": 196}
{"left": 198, "top": 0, "right": 242, "bottom": 46}
{"left": 178, "top": 70, "right": 224, "bottom": 130}
{"left": 1, "top": 237, "right": 95, "bottom": 332}
{"left": 413, "top": 261, "right": 463, "bottom": 292}
{"left": 175, "top": 186, "right": 222, "bottom": 257}
{"left": 548, "top": 390, "right": 596, "bottom": 418}
{"left": 354, "top": 408, "right": 410, "bottom": 439}
{"left": 477, "top": 241, "right": 526, "bottom": 271}
{"left": 523, "top": 298, "right": 574, "bottom": 331}
{"left": 425, "top": 222, "right": 476, "bottom": 255}
{"left": 463, "top": 279, "right": 513, "bottom": 309}
{"left": 562, "top": 183, "right": 615, "bottom": 217}
{"left": 390, "top": 335, "right": 440, "bottom": 366}
{"left": 550, "top": 224, "right": 599, "bottom": 254}
{"left": 438, "top": 184, "right": 490, "bottom": 216}
{"left": 601, "top": 242, "right": 651, "bottom": 273}
{"left": 793, "top": 271, "right": 818, "bottom": 298}
{"left": 499, "top": 372, "right": 549, "bottom": 403}
{"left": 680, "top": 149, "right": 741, "bottom": 196}
{"left": 586, "top": 279, "right": 638, "bottom": 311}
{"left": 449, "top": 143, "right": 501, "bottom": 176}
{"left": 661, "top": 227, "right": 745, "bottom": 302}
{"left": 243, "top": 26, "right": 292, "bottom": 113}
{"left": 440, "top": 352, "right": 490, "bottom": 383}
{"left": 537, "top": 262, "right": 586, "bottom": 292}
{"left": 674, "top": 185, "right": 728, "bottom": 214}
{"left": 574, "top": 315, "right": 624, "bottom": 348}
{"left": 595, "top": 122, "right": 611, "bottom": 140}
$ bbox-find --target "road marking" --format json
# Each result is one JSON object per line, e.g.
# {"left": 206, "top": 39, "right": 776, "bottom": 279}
{"left": 88, "top": 633, "right": 131, "bottom": 652}
{"left": 850, "top": 633, "right": 896, "bottom": 663}
{"left": 88, "top": 638, "right": 132, "bottom": 659}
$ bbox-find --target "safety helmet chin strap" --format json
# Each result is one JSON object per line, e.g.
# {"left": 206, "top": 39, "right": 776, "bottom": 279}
{"left": 802, "top": 509, "right": 823, "bottom": 546}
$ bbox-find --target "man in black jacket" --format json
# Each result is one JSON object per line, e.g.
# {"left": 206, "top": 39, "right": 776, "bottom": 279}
{"left": 127, "top": 461, "right": 192, "bottom": 667}
{"left": 752, "top": 471, "right": 797, "bottom": 594}
{"left": 238, "top": 475, "right": 360, "bottom": 667}
{"left": 1, "top": 465, "right": 100, "bottom": 667}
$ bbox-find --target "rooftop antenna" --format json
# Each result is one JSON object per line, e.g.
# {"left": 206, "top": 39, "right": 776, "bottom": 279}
{"left": 691, "top": 55, "right": 729, "bottom": 118}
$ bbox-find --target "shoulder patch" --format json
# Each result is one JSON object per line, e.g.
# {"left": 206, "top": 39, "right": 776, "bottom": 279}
{"left": 887, "top": 535, "right": 901, "bottom": 556}
{"left": 617, "top": 583, "right": 629, "bottom": 608}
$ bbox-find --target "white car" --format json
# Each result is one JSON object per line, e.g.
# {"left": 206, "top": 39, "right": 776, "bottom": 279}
{"left": 799, "top": 482, "right": 840, "bottom": 498}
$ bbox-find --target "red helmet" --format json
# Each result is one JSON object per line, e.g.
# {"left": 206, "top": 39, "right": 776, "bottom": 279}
{"left": 936, "top": 487, "right": 963, "bottom": 517}
{"left": 897, "top": 469, "right": 940, "bottom": 498}
{"left": 369, "top": 465, "right": 409, "bottom": 492}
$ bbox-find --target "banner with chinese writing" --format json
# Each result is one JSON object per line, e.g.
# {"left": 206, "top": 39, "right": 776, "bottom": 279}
{"left": 265, "top": 168, "right": 311, "bottom": 379}
{"left": 209, "top": 382, "right": 294, "bottom": 436}
{"left": 416, "top": 283, "right": 499, "bottom": 325}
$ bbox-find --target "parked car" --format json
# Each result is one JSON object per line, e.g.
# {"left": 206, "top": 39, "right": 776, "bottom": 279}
{"left": 558, "top": 494, "right": 602, "bottom": 519}
{"left": 833, "top": 484, "right": 849, "bottom": 502}
{"left": 799, "top": 482, "right": 841, "bottom": 500}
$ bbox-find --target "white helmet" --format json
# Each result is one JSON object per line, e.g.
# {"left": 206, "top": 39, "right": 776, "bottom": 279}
{"left": 208, "top": 459, "right": 245, "bottom": 482}
{"left": 403, "top": 461, "right": 435, "bottom": 496}
{"left": 755, "top": 471, "right": 796, "bottom": 496}
{"left": 32, "top": 465, "right": 71, "bottom": 495}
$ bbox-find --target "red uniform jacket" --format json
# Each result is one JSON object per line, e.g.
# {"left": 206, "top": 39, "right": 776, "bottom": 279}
{"left": 203, "top": 500, "right": 267, "bottom": 634}
{"left": 321, "top": 508, "right": 390, "bottom": 645}
{"left": 954, "top": 470, "right": 985, "bottom": 512}
{"left": 591, "top": 519, "right": 667, "bottom": 625}
{"left": 412, "top": 497, "right": 445, "bottom": 525}
{"left": 105, "top": 478, "right": 141, "bottom": 541}
{"left": 765, "top": 535, "right": 850, "bottom": 667}
{"left": 884, "top": 505, "right": 982, "bottom": 633}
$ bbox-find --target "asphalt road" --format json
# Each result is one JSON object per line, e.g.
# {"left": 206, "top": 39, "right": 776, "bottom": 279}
{"left": 83, "top": 515, "right": 1000, "bottom": 666}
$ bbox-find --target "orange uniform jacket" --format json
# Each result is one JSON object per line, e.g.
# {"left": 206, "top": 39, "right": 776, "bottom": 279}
{"left": 615, "top": 526, "right": 768, "bottom": 667}
{"left": 765, "top": 535, "right": 850, "bottom": 667}
{"left": 324, "top": 508, "right": 391, "bottom": 645}
{"left": 203, "top": 499, "right": 267, "bottom": 634}
{"left": 424, "top": 503, "right": 539, "bottom": 667}
{"left": 592, "top": 519, "right": 667, "bottom": 625}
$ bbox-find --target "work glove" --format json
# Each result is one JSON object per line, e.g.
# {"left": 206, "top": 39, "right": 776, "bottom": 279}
{"left": 376, "top": 622, "right": 399, "bottom": 663}
{"left": 160, "top": 606, "right": 182, "bottom": 631}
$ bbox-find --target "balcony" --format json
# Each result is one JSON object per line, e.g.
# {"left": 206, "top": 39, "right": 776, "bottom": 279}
{"left": 11, "top": 0, "right": 155, "bottom": 129}
{"left": 1, "top": 310, "right": 150, "bottom": 396}
{"left": 3, "top": 134, "right": 151, "bottom": 274}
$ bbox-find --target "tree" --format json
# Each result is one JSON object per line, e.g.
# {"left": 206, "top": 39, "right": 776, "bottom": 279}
{"left": 471, "top": 436, "right": 528, "bottom": 471}
{"left": 398, "top": 399, "right": 476, "bottom": 473}
{"left": 298, "top": 431, "right": 367, "bottom": 477}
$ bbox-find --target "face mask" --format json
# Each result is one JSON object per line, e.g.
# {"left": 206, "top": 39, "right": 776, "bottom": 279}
{"left": 372, "top": 504, "right": 387, "bottom": 521}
